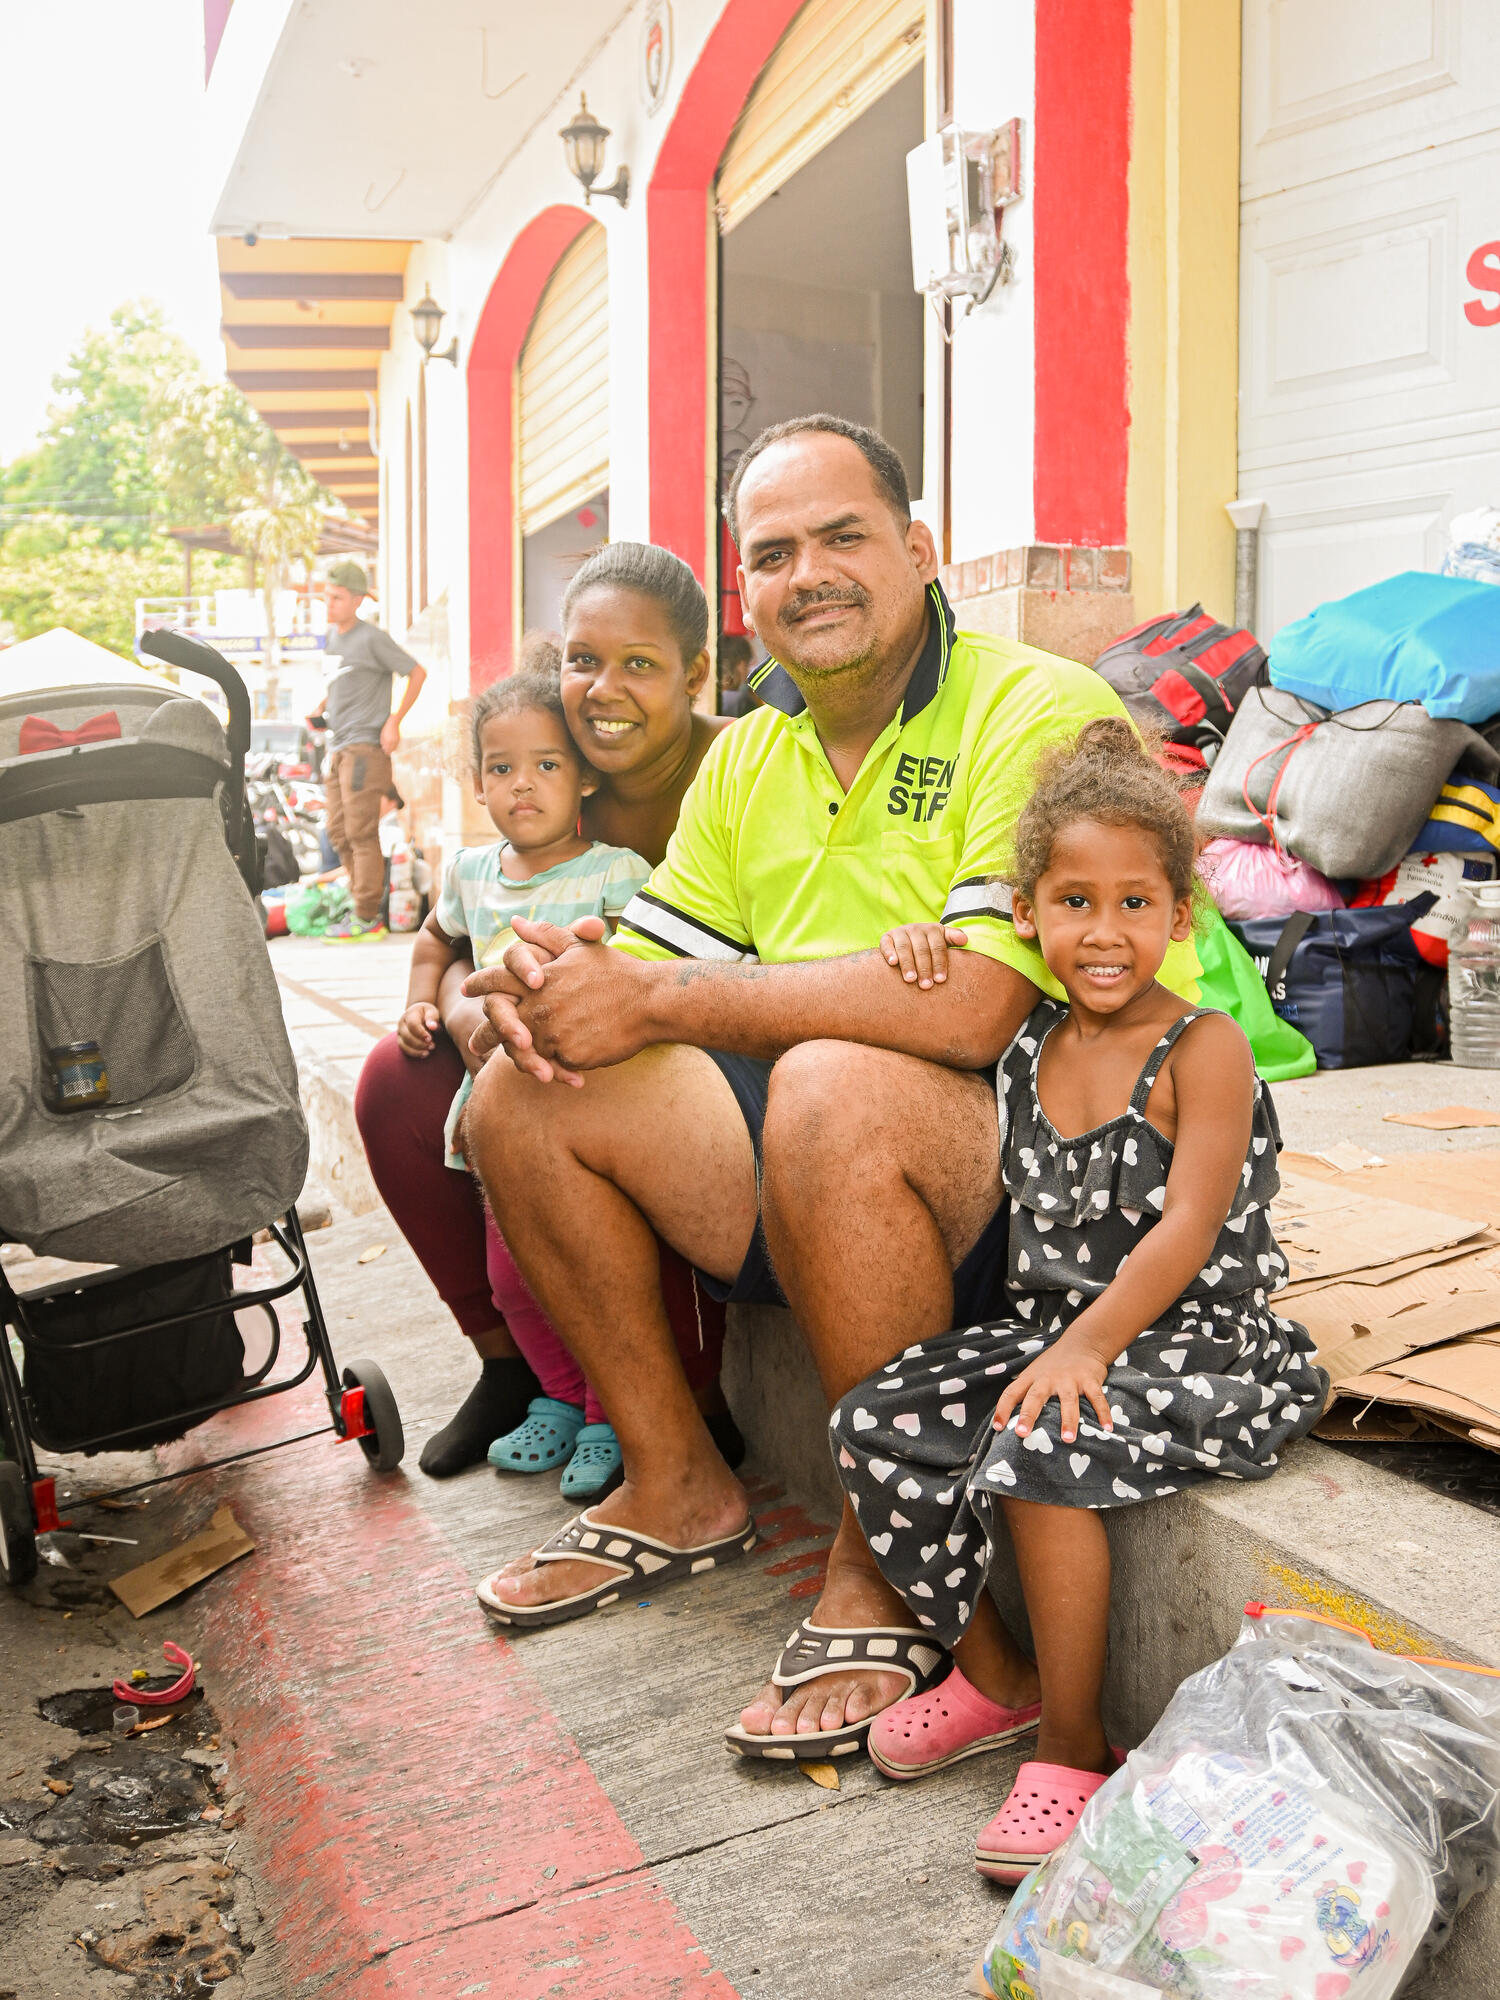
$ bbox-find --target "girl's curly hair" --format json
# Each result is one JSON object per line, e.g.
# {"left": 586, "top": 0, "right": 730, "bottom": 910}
{"left": 1010, "top": 716, "right": 1198, "bottom": 905}
{"left": 468, "top": 669, "right": 576, "bottom": 776}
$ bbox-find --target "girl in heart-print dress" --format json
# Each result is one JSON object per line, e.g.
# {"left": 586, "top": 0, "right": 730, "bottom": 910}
{"left": 834, "top": 716, "right": 1328, "bottom": 1887}
{"left": 834, "top": 1000, "right": 1324, "bottom": 1592}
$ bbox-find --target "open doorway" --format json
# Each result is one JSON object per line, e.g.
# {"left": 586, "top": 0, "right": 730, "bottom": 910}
{"left": 522, "top": 493, "right": 609, "bottom": 640}
{"left": 718, "top": 63, "right": 925, "bottom": 661}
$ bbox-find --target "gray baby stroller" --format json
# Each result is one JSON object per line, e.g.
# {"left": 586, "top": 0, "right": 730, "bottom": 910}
{"left": 0, "top": 630, "right": 403, "bottom": 1585}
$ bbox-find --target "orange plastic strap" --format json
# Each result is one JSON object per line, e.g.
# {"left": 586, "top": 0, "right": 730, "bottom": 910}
{"left": 1240, "top": 721, "right": 1320, "bottom": 858}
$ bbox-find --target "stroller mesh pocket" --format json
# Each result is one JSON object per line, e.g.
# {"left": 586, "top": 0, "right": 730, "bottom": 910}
{"left": 29, "top": 939, "right": 195, "bottom": 1111}
{"left": 20, "top": 1249, "right": 246, "bottom": 1453}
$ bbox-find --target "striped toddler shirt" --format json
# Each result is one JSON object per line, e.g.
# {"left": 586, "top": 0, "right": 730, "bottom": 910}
{"left": 437, "top": 839, "right": 649, "bottom": 1167}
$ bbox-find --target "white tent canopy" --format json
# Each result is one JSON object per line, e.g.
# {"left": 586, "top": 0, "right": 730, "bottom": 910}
{"left": 0, "top": 627, "right": 186, "bottom": 701}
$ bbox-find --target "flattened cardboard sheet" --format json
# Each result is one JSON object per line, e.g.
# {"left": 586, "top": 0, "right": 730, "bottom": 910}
{"left": 1313, "top": 1406, "right": 1454, "bottom": 1444}
{"left": 1312, "top": 1292, "right": 1500, "bottom": 1386}
{"left": 1281, "top": 1148, "right": 1500, "bottom": 1226}
{"left": 1271, "top": 1174, "right": 1484, "bottom": 1288}
{"left": 109, "top": 1505, "right": 254, "bottom": 1618}
{"left": 1278, "top": 1235, "right": 1500, "bottom": 1303}
{"left": 1382, "top": 1106, "right": 1500, "bottom": 1132}
{"left": 1333, "top": 1367, "right": 1500, "bottom": 1439}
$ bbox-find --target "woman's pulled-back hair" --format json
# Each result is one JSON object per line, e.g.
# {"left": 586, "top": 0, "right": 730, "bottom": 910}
{"left": 560, "top": 540, "right": 709, "bottom": 664}
{"left": 469, "top": 669, "right": 575, "bottom": 775}
{"left": 1011, "top": 716, "right": 1198, "bottom": 905}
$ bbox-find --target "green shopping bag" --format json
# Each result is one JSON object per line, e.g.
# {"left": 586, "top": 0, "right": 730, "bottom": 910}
{"left": 285, "top": 881, "right": 351, "bottom": 937}
{"left": 1194, "top": 902, "right": 1317, "bottom": 1081}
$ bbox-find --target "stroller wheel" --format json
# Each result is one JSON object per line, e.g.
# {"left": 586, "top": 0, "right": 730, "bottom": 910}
{"left": 0, "top": 1462, "right": 38, "bottom": 1587}
{"left": 340, "top": 1360, "right": 405, "bottom": 1473}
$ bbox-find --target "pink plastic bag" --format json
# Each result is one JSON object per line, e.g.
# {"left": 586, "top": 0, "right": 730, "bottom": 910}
{"left": 1199, "top": 836, "right": 1345, "bottom": 921}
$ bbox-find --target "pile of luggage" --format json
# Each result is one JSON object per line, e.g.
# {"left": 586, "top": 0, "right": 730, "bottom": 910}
{"left": 1094, "top": 567, "right": 1500, "bottom": 1072}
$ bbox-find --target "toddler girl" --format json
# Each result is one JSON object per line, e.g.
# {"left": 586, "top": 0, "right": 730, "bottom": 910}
{"left": 837, "top": 717, "right": 1328, "bottom": 1884}
{"left": 398, "top": 670, "right": 649, "bottom": 1499}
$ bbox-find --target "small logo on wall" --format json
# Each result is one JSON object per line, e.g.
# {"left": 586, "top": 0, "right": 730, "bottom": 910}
{"left": 641, "top": 0, "right": 672, "bottom": 115}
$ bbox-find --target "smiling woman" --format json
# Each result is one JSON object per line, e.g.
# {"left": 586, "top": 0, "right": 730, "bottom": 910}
{"left": 352, "top": 540, "right": 736, "bottom": 1478}
{"left": 558, "top": 541, "right": 723, "bottom": 863}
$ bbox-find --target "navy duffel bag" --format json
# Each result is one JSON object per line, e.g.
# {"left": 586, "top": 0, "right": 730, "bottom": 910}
{"left": 1228, "top": 895, "right": 1441, "bottom": 1069}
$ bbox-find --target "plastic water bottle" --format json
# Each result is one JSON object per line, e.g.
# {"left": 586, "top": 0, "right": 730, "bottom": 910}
{"left": 1448, "top": 881, "right": 1500, "bottom": 1067}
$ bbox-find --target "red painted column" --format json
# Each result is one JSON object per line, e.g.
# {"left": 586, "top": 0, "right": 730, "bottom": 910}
{"left": 647, "top": 0, "right": 804, "bottom": 583}
{"left": 467, "top": 205, "right": 593, "bottom": 689}
{"left": 1031, "top": 0, "right": 1132, "bottom": 549}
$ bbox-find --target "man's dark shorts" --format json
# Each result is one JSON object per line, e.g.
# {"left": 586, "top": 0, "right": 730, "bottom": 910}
{"left": 698, "top": 1051, "right": 1011, "bottom": 1322}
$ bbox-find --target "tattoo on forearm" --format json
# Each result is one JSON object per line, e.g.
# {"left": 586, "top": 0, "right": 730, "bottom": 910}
{"left": 672, "top": 961, "right": 772, "bottom": 987}
{"left": 670, "top": 949, "right": 882, "bottom": 990}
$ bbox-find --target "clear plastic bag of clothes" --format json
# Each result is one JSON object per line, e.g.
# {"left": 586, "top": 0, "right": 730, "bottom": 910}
{"left": 981, "top": 1607, "right": 1500, "bottom": 2000}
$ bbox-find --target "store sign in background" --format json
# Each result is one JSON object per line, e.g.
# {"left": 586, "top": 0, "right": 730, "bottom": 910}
{"left": 1465, "top": 241, "right": 1500, "bottom": 327}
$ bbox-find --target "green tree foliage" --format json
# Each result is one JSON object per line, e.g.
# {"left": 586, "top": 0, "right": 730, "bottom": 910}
{"left": 0, "top": 300, "right": 333, "bottom": 657}
{"left": 0, "top": 520, "right": 231, "bottom": 653}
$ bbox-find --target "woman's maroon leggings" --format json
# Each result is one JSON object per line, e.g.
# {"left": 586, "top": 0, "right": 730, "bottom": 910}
{"left": 354, "top": 1033, "right": 725, "bottom": 1419}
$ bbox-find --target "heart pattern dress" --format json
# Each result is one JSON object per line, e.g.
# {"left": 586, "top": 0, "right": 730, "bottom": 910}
{"left": 829, "top": 1002, "right": 1328, "bottom": 1650}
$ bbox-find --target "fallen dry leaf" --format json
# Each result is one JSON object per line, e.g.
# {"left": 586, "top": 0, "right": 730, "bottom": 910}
{"left": 357, "top": 1243, "right": 387, "bottom": 1264}
{"left": 129, "top": 1715, "right": 174, "bottom": 1737}
{"left": 44, "top": 1778, "right": 72, "bottom": 1796}
{"left": 799, "top": 1761, "right": 840, "bottom": 1790}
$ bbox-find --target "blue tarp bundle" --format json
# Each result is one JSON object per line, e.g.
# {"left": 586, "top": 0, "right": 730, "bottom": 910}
{"left": 1269, "top": 571, "right": 1500, "bottom": 723}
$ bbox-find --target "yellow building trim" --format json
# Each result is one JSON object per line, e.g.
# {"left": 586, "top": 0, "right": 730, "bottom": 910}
{"left": 1126, "top": 0, "right": 1241, "bottom": 625}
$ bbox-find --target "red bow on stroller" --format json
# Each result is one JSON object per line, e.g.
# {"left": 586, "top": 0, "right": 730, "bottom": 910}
{"left": 18, "top": 711, "right": 122, "bottom": 755}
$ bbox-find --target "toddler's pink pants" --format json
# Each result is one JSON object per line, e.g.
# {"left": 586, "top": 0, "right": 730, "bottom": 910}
{"left": 356, "top": 1031, "right": 725, "bottom": 1429}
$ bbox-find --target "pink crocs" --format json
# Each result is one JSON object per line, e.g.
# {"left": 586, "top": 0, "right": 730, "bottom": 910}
{"left": 867, "top": 1665, "right": 1042, "bottom": 1781}
{"left": 974, "top": 1758, "right": 1115, "bottom": 1883}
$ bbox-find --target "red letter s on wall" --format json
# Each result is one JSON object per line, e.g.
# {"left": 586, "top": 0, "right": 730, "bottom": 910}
{"left": 1466, "top": 242, "right": 1500, "bottom": 328}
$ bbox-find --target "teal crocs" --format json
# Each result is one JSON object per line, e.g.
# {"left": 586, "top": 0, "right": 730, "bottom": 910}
{"left": 487, "top": 1397, "right": 585, "bottom": 1472}
{"left": 559, "top": 1423, "right": 623, "bottom": 1502}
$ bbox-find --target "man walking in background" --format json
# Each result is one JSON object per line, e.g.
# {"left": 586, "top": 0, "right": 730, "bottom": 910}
{"left": 314, "top": 560, "right": 427, "bottom": 941}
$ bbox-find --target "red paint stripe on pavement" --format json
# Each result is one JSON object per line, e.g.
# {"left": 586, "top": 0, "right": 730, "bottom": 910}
{"left": 177, "top": 1385, "right": 739, "bottom": 1998}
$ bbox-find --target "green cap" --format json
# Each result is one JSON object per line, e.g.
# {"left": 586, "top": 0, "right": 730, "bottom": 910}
{"left": 327, "top": 559, "right": 369, "bottom": 596}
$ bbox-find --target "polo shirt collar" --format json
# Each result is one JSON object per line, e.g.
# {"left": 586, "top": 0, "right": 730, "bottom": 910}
{"left": 747, "top": 579, "right": 957, "bottom": 725}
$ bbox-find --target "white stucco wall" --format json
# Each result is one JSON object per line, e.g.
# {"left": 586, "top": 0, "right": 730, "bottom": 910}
{"left": 946, "top": 0, "right": 1037, "bottom": 560}
{"left": 372, "top": 240, "right": 458, "bottom": 749}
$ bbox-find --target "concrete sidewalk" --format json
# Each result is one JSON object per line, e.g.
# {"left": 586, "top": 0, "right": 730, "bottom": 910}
{"left": 269, "top": 934, "right": 409, "bottom": 1215}
{"left": 253, "top": 933, "right": 1500, "bottom": 1995}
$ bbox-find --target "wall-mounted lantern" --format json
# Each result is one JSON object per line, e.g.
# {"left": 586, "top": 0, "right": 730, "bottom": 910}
{"left": 560, "top": 94, "right": 631, "bottom": 207}
{"left": 411, "top": 289, "right": 458, "bottom": 367}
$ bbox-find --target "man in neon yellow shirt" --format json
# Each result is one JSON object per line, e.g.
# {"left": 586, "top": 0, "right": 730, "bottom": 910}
{"left": 464, "top": 418, "right": 1196, "bottom": 1754}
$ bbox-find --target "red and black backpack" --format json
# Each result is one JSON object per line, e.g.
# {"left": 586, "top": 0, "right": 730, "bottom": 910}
{"left": 1093, "top": 607, "right": 1267, "bottom": 765}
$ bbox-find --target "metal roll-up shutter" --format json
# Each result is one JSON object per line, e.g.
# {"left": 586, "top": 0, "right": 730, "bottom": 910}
{"left": 716, "top": 0, "right": 925, "bottom": 234}
{"left": 517, "top": 222, "right": 609, "bottom": 536}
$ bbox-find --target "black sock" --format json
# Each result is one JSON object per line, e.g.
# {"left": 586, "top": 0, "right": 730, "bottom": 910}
{"left": 419, "top": 1356, "right": 540, "bottom": 1478}
{"left": 706, "top": 1407, "right": 747, "bottom": 1472}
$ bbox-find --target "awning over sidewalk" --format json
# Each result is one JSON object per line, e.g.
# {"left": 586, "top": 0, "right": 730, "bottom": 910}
{"left": 216, "top": 238, "right": 413, "bottom": 529}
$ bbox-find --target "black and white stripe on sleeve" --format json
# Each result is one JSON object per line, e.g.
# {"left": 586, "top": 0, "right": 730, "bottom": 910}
{"left": 617, "top": 890, "right": 757, "bottom": 962}
{"left": 941, "top": 878, "right": 1014, "bottom": 927}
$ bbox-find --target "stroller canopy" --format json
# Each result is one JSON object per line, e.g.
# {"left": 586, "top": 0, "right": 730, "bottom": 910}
{"left": 0, "top": 640, "right": 308, "bottom": 1268}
